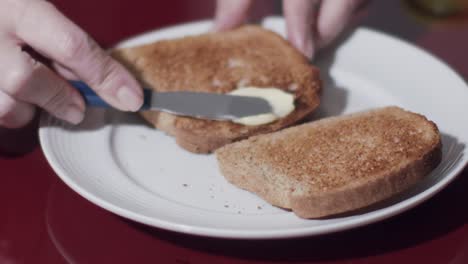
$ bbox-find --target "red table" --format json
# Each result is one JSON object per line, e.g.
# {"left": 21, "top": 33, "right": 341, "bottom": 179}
{"left": 1, "top": 1, "right": 468, "bottom": 263}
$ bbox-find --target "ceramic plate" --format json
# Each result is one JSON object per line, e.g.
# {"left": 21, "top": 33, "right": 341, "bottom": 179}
{"left": 39, "top": 17, "right": 468, "bottom": 239}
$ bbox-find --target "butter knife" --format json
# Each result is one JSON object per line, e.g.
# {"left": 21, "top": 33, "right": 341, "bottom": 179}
{"left": 70, "top": 81, "right": 273, "bottom": 121}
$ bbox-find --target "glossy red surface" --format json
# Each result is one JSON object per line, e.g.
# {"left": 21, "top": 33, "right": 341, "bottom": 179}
{"left": 1, "top": 1, "right": 468, "bottom": 263}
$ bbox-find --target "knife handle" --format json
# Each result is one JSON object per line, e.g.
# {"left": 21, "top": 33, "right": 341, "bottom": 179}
{"left": 70, "top": 81, "right": 152, "bottom": 110}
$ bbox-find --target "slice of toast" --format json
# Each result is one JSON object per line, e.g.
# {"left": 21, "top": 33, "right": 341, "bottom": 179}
{"left": 215, "top": 107, "right": 442, "bottom": 218}
{"left": 112, "top": 25, "right": 321, "bottom": 153}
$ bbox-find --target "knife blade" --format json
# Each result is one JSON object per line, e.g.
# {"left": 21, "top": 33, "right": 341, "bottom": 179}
{"left": 70, "top": 81, "right": 273, "bottom": 121}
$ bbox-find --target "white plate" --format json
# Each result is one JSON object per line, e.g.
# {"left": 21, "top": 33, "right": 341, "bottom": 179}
{"left": 39, "top": 17, "right": 468, "bottom": 239}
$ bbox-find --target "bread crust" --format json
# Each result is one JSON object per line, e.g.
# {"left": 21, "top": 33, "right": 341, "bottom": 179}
{"left": 290, "top": 141, "right": 441, "bottom": 218}
{"left": 216, "top": 107, "right": 442, "bottom": 218}
{"left": 113, "top": 25, "right": 321, "bottom": 153}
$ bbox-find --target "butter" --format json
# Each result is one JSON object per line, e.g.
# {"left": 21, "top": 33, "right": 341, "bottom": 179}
{"left": 228, "top": 87, "right": 295, "bottom": 126}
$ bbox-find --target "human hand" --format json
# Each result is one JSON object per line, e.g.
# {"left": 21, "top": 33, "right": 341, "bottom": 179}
{"left": 215, "top": 0, "right": 364, "bottom": 59}
{"left": 0, "top": 0, "right": 143, "bottom": 128}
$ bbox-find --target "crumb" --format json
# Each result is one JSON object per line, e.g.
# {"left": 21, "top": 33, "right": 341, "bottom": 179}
{"left": 237, "top": 78, "right": 250, "bottom": 87}
{"left": 210, "top": 195, "right": 214, "bottom": 199}
{"left": 224, "top": 205, "right": 229, "bottom": 208}
{"left": 182, "top": 184, "right": 189, "bottom": 187}
{"left": 259, "top": 75, "right": 269, "bottom": 83}
{"left": 257, "top": 206, "right": 262, "bottom": 210}
{"left": 212, "top": 78, "right": 223, "bottom": 87}
{"left": 237, "top": 211, "right": 242, "bottom": 214}
{"left": 288, "top": 83, "right": 299, "bottom": 92}
{"left": 227, "top": 58, "right": 244, "bottom": 68}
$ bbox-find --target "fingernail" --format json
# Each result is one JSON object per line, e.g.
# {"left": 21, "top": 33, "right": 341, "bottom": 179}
{"left": 72, "top": 94, "right": 85, "bottom": 112}
{"left": 290, "top": 32, "right": 314, "bottom": 60}
{"left": 117, "top": 86, "right": 143, "bottom": 112}
{"left": 303, "top": 36, "right": 315, "bottom": 60}
{"left": 62, "top": 105, "right": 84, "bottom": 125}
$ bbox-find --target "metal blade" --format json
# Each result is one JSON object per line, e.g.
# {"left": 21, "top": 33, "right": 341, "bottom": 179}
{"left": 149, "top": 91, "right": 273, "bottom": 120}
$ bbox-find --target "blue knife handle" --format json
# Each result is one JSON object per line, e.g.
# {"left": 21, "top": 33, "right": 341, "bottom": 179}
{"left": 70, "top": 81, "right": 152, "bottom": 110}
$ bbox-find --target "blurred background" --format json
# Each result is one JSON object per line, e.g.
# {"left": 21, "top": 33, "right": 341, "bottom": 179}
{"left": 1, "top": 1, "right": 468, "bottom": 263}
{"left": 47, "top": 0, "right": 468, "bottom": 48}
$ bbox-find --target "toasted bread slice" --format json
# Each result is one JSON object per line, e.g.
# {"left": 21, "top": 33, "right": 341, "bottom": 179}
{"left": 112, "top": 25, "right": 321, "bottom": 153}
{"left": 216, "top": 107, "right": 442, "bottom": 218}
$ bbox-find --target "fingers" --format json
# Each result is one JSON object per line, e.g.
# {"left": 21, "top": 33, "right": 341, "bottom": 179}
{"left": 0, "top": 91, "right": 35, "bottom": 129}
{"left": 283, "top": 0, "right": 320, "bottom": 59}
{"left": 316, "top": 0, "right": 363, "bottom": 48}
{"left": 214, "top": 0, "right": 253, "bottom": 31}
{"left": 15, "top": 0, "right": 143, "bottom": 111}
{"left": 52, "top": 62, "right": 79, "bottom": 80}
{"left": 0, "top": 42, "right": 85, "bottom": 125}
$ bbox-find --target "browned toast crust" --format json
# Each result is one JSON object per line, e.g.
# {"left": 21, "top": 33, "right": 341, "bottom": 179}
{"left": 112, "top": 25, "right": 321, "bottom": 153}
{"left": 215, "top": 107, "right": 442, "bottom": 218}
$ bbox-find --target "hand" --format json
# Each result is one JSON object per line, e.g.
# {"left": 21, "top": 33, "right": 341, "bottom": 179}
{"left": 0, "top": 0, "right": 143, "bottom": 128}
{"left": 215, "top": 0, "right": 364, "bottom": 59}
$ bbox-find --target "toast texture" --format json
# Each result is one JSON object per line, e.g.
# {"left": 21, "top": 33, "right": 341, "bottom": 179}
{"left": 215, "top": 107, "right": 442, "bottom": 218}
{"left": 112, "top": 25, "right": 321, "bottom": 153}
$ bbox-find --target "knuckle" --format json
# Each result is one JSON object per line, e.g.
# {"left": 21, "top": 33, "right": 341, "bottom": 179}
{"left": 18, "top": 0, "right": 57, "bottom": 26}
{"left": 38, "top": 0, "right": 58, "bottom": 10}
{"left": 42, "top": 83, "right": 72, "bottom": 112}
{"left": 0, "top": 101, "right": 34, "bottom": 129}
{"left": 23, "top": 1, "right": 61, "bottom": 24}
{"left": 88, "top": 57, "right": 120, "bottom": 92}
{"left": 28, "top": 0, "right": 58, "bottom": 13}
{"left": 0, "top": 97, "right": 16, "bottom": 120}
{"left": 59, "top": 29, "right": 90, "bottom": 61}
{"left": 4, "top": 64, "right": 33, "bottom": 97}
{"left": 0, "top": 105, "right": 14, "bottom": 121}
